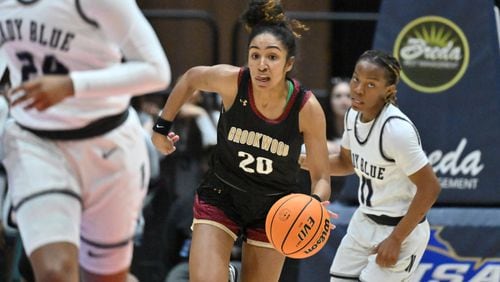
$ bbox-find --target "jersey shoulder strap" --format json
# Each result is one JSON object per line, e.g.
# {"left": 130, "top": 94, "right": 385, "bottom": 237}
{"left": 75, "top": 0, "right": 99, "bottom": 28}
{"left": 344, "top": 107, "right": 353, "bottom": 131}
{"left": 379, "top": 116, "right": 422, "bottom": 162}
{"left": 237, "top": 67, "right": 250, "bottom": 100}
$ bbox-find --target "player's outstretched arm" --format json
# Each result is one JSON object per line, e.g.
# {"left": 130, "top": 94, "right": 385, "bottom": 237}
{"left": 72, "top": 0, "right": 171, "bottom": 98}
{"left": 152, "top": 64, "right": 239, "bottom": 155}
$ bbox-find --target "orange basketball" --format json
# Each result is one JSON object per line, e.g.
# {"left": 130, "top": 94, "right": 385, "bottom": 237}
{"left": 265, "top": 193, "right": 331, "bottom": 259}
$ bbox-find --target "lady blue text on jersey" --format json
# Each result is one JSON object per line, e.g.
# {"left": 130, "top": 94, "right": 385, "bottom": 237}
{"left": 0, "top": 19, "right": 75, "bottom": 51}
{"left": 351, "top": 152, "right": 386, "bottom": 180}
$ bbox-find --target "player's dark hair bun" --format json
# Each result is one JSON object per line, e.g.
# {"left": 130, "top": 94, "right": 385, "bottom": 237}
{"left": 241, "top": 0, "right": 286, "bottom": 30}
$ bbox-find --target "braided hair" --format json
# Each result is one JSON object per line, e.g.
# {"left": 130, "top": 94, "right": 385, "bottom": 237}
{"left": 357, "top": 50, "right": 402, "bottom": 105}
{"left": 240, "top": 0, "right": 308, "bottom": 60}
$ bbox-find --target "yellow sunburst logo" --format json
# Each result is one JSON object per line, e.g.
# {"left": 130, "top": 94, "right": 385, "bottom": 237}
{"left": 394, "top": 16, "right": 469, "bottom": 93}
{"left": 412, "top": 24, "right": 454, "bottom": 47}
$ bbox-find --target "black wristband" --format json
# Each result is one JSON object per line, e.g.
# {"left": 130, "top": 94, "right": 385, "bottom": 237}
{"left": 152, "top": 116, "right": 173, "bottom": 136}
{"left": 311, "top": 194, "right": 322, "bottom": 202}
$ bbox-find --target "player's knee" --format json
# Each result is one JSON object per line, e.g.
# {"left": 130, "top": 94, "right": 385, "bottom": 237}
{"left": 34, "top": 256, "right": 78, "bottom": 282}
{"left": 36, "top": 264, "right": 77, "bottom": 282}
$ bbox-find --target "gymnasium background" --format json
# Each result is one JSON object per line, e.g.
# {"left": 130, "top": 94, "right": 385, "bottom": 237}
{"left": 130, "top": 0, "right": 500, "bottom": 281}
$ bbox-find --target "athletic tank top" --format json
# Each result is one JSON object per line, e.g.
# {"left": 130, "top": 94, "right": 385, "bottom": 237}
{"left": 212, "top": 67, "right": 311, "bottom": 196}
{"left": 344, "top": 103, "right": 428, "bottom": 217}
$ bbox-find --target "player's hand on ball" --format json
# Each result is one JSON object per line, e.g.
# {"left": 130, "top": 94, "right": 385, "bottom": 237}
{"left": 322, "top": 201, "right": 338, "bottom": 230}
{"left": 311, "top": 196, "right": 338, "bottom": 230}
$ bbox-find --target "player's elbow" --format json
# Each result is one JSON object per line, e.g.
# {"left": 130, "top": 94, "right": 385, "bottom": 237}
{"left": 154, "top": 62, "right": 172, "bottom": 90}
{"left": 431, "top": 181, "right": 441, "bottom": 201}
{"left": 425, "top": 177, "right": 442, "bottom": 205}
{"left": 143, "top": 58, "right": 171, "bottom": 92}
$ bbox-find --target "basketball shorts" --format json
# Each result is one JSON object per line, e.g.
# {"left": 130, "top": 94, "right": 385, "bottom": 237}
{"left": 193, "top": 194, "right": 272, "bottom": 248}
{"left": 193, "top": 172, "right": 286, "bottom": 248}
{"left": 330, "top": 209, "right": 429, "bottom": 282}
{"left": 1, "top": 109, "right": 149, "bottom": 275}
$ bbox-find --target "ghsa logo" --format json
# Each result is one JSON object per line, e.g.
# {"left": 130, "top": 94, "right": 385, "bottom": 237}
{"left": 394, "top": 16, "right": 470, "bottom": 93}
{"left": 413, "top": 226, "right": 500, "bottom": 281}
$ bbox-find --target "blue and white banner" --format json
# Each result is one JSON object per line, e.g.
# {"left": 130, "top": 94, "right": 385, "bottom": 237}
{"left": 415, "top": 226, "right": 500, "bottom": 281}
{"left": 297, "top": 206, "right": 500, "bottom": 282}
{"left": 373, "top": 0, "right": 500, "bottom": 205}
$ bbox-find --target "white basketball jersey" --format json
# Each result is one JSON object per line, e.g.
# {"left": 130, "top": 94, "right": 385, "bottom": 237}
{"left": 0, "top": 0, "right": 170, "bottom": 129}
{"left": 342, "top": 104, "right": 429, "bottom": 217}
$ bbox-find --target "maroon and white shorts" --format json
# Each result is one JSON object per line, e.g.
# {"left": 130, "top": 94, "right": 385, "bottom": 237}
{"left": 192, "top": 194, "right": 272, "bottom": 248}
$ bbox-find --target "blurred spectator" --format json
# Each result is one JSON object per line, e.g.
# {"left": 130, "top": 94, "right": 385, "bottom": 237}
{"left": 325, "top": 77, "right": 351, "bottom": 153}
{"left": 161, "top": 91, "right": 218, "bottom": 273}
{"left": 130, "top": 91, "right": 219, "bottom": 280}
{"left": 324, "top": 77, "right": 352, "bottom": 201}
{"left": 162, "top": 90, "right": 218, "bottom": 199}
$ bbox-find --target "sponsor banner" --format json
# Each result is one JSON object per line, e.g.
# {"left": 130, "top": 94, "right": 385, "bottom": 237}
{"left": 416, "top": 226, "right": 500, "bottom": 281}
{"left": 298, "top": 225, "right": 500, "bottom": 282}
{"left": 297, "top": 204, "right": 500, "bottom": 282}
{"left": 372, "top": 0, "right": 500, "bottom": 205}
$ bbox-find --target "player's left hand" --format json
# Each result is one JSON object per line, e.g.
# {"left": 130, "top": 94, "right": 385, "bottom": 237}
{"left": 8, "top": 75, "right": 74, "bottom": 111}
{"left": 373, "top": 235, "right": 402, "bottom": 268}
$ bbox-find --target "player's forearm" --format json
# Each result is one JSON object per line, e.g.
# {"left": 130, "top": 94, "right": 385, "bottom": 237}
{"left": 308, "top": 155, "right": 332, "bottom": 202}
{"left": 328, "top": 154, "right": 354, "bottom": 176}
{"left": 311, "top": 177, "right": 331, "bottom": 202}
{"left": 160, "top": 74, "right": 197, "bottom": 122}
{"left": 74, "top": 0, "right": 171, "bottom": 98}
{"left": 71, "top": 61, "right": 170, "bottom": 98}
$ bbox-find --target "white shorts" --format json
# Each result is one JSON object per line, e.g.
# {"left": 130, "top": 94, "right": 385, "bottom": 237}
{"left": 2, "top": 109, "right": 149, "bottom": 275}
{"left": 330, "top": 209, "right": 429, "bottom": 282}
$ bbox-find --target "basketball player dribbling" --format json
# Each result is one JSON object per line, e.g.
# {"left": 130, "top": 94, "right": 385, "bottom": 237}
{"left": 0, "top": 0, "right": 171, "bottom": 281}
{"left": 305, "top": 50, "right": 441, "bottom": 281}
{"left": 151, "top": 1, "right": 335, "bottom": 281}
